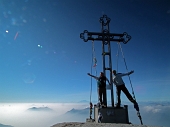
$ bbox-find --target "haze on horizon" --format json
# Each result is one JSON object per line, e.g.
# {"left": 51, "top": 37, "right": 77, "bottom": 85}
{"left": 0, "top": 102, "right": 170, "bottom": 127}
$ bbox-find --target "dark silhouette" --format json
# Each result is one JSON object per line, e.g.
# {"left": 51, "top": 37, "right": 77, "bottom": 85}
{"left": 112, "top": 70, "right": 139, "bottom": 111}
{"left": 87, "top": 72, "right": 111, "bottom": 107}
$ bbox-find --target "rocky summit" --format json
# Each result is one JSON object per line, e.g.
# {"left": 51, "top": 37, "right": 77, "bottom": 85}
{"left": 51, "top": 122, "right": 161, "bottom": 127}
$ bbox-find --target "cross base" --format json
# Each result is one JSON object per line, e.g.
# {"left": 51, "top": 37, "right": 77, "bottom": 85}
{"left": 94, "top": 105, "right": 129, "bottom": 123}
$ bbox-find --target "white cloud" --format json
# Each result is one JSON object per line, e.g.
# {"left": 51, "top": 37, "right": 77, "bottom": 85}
{"left": 0, "top": 103, "right": 170, "bottom": 127}
{"left": 0, "top": 103, "right": 88, "bottom": 127}
{"left": 114, "top": 103, "right": 170, "bottom": 126}
{"left": 143, "top": 105, "right": 161, "bottom": 113}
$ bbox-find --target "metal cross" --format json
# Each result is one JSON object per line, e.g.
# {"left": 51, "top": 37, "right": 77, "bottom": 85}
{"left": 80, "top": 15, "right": 131, "bottom": 107}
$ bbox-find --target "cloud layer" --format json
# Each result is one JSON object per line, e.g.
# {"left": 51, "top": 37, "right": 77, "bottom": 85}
{"left": 0, "top": 102, "right": 169, "bottom": 127}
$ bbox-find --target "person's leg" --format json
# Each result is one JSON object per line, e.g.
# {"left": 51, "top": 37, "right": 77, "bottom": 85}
{"left": 121, "top": 85, "right": 136, "bottom": 103}
{"left": 116, "top": 86, "right": 121, "bottom": 107}
{"left": 102, "top": 88, "right": 107, "bottom": 106}
{"left": 121, "top": 85, "right": 139, "bottom": 111}
{"left": 98, "top": 88, "right": 102, "bottom": 104}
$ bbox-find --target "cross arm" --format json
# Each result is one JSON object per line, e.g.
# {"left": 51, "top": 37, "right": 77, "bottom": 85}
{"left": 80, "top": 30, "right": 131, "bottom": 44}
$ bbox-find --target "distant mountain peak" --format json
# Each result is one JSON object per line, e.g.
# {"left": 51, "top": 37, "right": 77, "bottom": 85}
{"left": 66, "top": 108, "right": 89, "bottom": 114}
{"left": 0, "top": 123, "right": 14, "bottom": 127}
{"left": 78, "top": 100, "right": 89, "bottom": 103}
{"left": 27, "top": 106, "right": 54, "bottom": 112}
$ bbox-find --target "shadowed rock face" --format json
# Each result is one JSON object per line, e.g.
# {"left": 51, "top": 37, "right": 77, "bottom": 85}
{"left": 51, "top": 122, "right": 161, "bottom": 127}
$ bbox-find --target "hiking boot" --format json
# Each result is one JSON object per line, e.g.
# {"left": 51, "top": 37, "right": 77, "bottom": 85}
{"left": 130, "top": 99, "right": 137, "bottom": 104}
{"left": 102, "top": 104, "right": 107, "bottom": 108}
{"left": 115, "top": 103, "right": 120, "bottom": 108}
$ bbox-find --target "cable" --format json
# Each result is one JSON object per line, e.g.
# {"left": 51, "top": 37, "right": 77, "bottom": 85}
{"left": 118, "top": 42, "right": 136, "bottom": 99}
{"left": 116, "top": 43, "right": 120, "bottom": 72}
{"left": 89, "top": 40, "right": 98, "bottom": 119}
{"left": 90, "top": 41, "right": 94, "bottom": 103}
{"left": 117, "top": 42, "right": 143, "bottom": 125}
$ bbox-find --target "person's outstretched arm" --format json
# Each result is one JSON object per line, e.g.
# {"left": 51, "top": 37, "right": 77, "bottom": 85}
{"left": 119, "top": 70, "right": 134, "bottom": 77}
{"left": 87, "top": 73, "right": 98, "bottom": 80}
{"left": 128, "top": 70, "right": 134, "bottom": 75}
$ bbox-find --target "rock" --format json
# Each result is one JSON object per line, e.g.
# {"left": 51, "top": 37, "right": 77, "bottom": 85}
{"left": 51, "top": 122, "right": 161, "bottom": 127}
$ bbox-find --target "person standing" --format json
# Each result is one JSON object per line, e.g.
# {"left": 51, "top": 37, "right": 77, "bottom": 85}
{"left": 87, "top": 72, "right": 110, "bottom": 107}
{"left": 112, "top": 70, "right": 139, "bottom": 111}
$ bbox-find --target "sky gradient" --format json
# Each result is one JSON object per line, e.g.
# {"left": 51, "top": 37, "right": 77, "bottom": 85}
{"left": 0, "top": 0, "right": 170, "bottom": 103}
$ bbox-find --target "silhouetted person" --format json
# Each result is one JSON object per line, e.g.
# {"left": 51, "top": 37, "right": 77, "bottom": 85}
{"left": 112, "top": 70, "right": 139, "bottom": 111}
{"left": 87, "top": 72, "right": 110, "bottom": 107}
{"left": 98, "top": 112, "right": 103, "bottom": 123}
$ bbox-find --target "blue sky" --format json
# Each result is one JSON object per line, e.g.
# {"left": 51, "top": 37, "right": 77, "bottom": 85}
{"left": 0, "top": 0, "right": 170, "bottom": 103}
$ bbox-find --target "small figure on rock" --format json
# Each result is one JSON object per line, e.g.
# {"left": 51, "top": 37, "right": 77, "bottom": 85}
{"left": 98, "top": 112, "right": 103, "bottom": 123}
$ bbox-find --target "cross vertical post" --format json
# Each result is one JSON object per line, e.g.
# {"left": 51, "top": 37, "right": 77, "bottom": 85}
{"left": 100, "top": 15, "right": 113, "bottom": 107}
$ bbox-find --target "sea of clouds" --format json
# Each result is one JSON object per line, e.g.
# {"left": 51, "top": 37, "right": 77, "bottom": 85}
{"left": 0, "top": 102, "right": 169, "bottom": 127}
